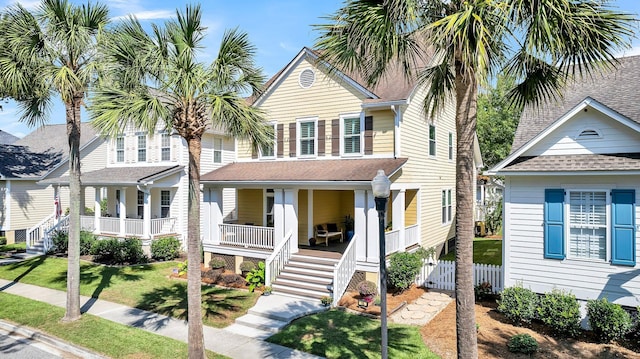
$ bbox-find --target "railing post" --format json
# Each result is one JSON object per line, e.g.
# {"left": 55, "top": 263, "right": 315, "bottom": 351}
{"left": 94, "top": 188, "right": 101, "bottom": 235}
{"left": 143, "top": 190, "right": 151, "bottom": 239}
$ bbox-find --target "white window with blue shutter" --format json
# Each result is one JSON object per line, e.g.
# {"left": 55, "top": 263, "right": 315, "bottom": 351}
{"left": 544, "top": 188, "right": 636, "bottom": 266}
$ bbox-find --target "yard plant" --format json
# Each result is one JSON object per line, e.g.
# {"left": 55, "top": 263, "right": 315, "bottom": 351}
{"left": 507, "top": 333, "right": 538, "bottom": 355}
{"left": 587, "top": 298, "right": 632, "bottom": 343}
{"left": 388, "top": 251, "right": 422, "bottom": 292}
{"left": 151, "top": 237, "right": 181, "bottom": 261}
{"left": 537, "top": 289, "right": 581, "bottom": 337}
{"left": 498, "top": 284, "right": 538, "bottom": 326}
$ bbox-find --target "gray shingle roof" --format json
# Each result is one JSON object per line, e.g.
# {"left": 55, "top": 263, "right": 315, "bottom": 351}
{"left": 201, "top": 158, "right": 408, "bottom": 183}
{"left": 0, "top": 130, "right": 19, "bottom": 145}
{"left": 0, "top": 123, "right": 98, "bottom": 179}
{"left": 512, "top": 55, "right": 640, "bottom": 153}
{"left": 502, "top": 153, "right": 640, "bottom": 172}
{"left": 41, "top": 165, "right": 183, "bottom": 186}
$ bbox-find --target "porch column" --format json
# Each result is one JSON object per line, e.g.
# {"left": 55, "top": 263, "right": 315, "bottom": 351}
{"left": 307, "top": 190, "right": 314, "bottom": 244}
{"left": 94, "top": 187, "right": 101, "bottom": 234}
{"left": 273, "top": 189, "right": 285, "bottom": 247}
{"left": 119, "top": 187, "right": 126, "bottom": 237}
{"left": 354, "top": 190, "right": 367, "bottom": 262}
{"left": 284, "top": 189, "right": 298, "bottom": 253}
{"left": 392, "top": 189, "right": 406, "bottom": 251}
{"left": 142, "top": 189, "right": 151, "bottom": 239}
{"left": 366, "top": 190, "right": 380, "bottom": 263}
{"left": 205, "top": 188, "right": 223, "bottom": 245}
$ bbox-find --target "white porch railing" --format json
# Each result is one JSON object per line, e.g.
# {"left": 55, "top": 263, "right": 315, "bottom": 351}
{"left": 151, "top": 217, "right": 176, "bottom": 236}
{"left": 405, "top": 224, "right": 419, "bottom": 247}
{"left": 332, "top": 234, "right": 357, "bottom": 305}
{"left": 385, "top": 229, "right": 400, "bottom": 255}
{"left": 265, "top": 230, "right": 293, "bottom": 286}
{"left": 125, "top": 219, "right": 143, "bottom": 237}
{"left": 80, "top": 216, "right": 95, "bottom": 232}
{"left": 219, "top": 223, "right": 274, "bottom": 250}
{"left": 26, "top": 213, "right": 56, "bottom": 250}
{"left": 98, "top": 217, "right": 121, "bottom": 235}
{"left": 416, "top": 260, "right": 503, "bottom": 293}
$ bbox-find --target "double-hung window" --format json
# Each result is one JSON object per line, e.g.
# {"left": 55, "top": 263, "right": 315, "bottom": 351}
{"left": 137, "top": 190, "right": 144, "bottom": 219}
{"left": 342, "top": 116, "right": 361, "bottom": 155}
{"left": 265, "top": 189, "right": 274, "bottom": 227}
{"left": 448, "top": 132, "right": 453, "bottom": 160}
{"left": 116, "top": 135, "right": 125, "bottom": 163}
{"left": 213, "top": 138, "right": 223, "bottom": 163}
{"left": 429, "top": 124, "right": 436, "bottom": 156}
{"left": 569, "top": 191, "right": 607, "bottom": 260}
{"left": 298, "top": 119, "right": 316, "bottom": 157}
{"left": 161, "top": 132, "right": 171, "bottom": 161}
{"left": 442, "top": 189, "right": 452, "bottom": 224}
{"left": 137, "top": 133, "right": 147, "bottom": 162}
{"left": 260, "top": 123, "right": 276, "bottom": 159}
{"left": 161, "top": 190, "right": 171, "bottom": 218}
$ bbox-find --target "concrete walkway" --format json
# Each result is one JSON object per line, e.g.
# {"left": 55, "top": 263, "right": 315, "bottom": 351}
{"left": 389, "top": 289, "right": 454, "bottom": 326}
{"left": 0, "top": 277, "right": 322, "bottom": 359}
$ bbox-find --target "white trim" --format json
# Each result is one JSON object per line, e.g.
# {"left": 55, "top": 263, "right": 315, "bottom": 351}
{"left": 259, "top": 122, "right": 277, "bottom": 160}
{"left": 297, "top": 117, "right": 318, "bottom": 158}
{"left": 428, "top": 123, "right": 437, "bottom": 158}
{"left": 339, "top": 112, "right": 364, "bottom": 157}
{"left": 441, "top": 188, "right": 452, "bottom": 225}
{"left": 497, "top": 170, "right": 640, "bottom": 176}
{"left": 392, "top": 105, "right": 402, "bottom": 157}
{"left": 212, "top": 136, "right": 223, "bottom": 164}
{"left": 253, "top": 48, "right": 379, "bottom": 107}
{"left": 564, "top": 188, "right": 611, "bottom": 263}
{"left": 159, "top": 131, "right": 172, "bottom": 162}
{"left": 361, "top": 100, "right": 409, "bottom": 109}
{"left": 489, "top": 98, "right": 640, "bottom": 175}
{"left": 137, "top": 132, "right": 147, "bottom": 163}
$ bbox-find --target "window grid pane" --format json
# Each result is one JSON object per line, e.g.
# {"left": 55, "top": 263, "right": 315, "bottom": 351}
{"left": 300, "top": 121, "right": 315, "bottom": 156}
{"left": 116, "top": 137, "right": 124, "bottom": 162}
{"left": 569, "top": 191, "right": 606, "bottom": 260}
{"left": 343, "top": 118, "right": 360, "bottom": 154}
{"left": 138, "top": 135, "right": 146, "bottom": 162}
{"left": 448, "top": 132, "right": 453, "bottom": 160}
{"left": 429, "top": 125, "right": 436, "bottom": 156}
{"left": 161, "top": 134, "right": 171, "bottom": 161}
{"left": 213, "top": 138, "right": 222, "bottom": 163}
{"left": 161, "top": 190, "right": 170, "bottom": 218}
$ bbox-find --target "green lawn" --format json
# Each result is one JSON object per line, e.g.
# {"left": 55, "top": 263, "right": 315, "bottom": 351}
{"left": 0, "top": 292, "right": 226, "bottom": 358}
{"left": 440, "top": 238, "right": 502, "bottom": 266}
{"left": 0, "top": 256, "right": 259, "bottom": 327}
{"left": 268, "top": 310, "right": 438, "bottom": 359}
{"left": 0, "top": 242, "right": 26, "bottom": 258}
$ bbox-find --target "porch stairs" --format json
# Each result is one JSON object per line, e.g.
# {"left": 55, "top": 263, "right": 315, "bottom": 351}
{"left": 26, "top": 240, "right": 46, "bottom": 255}
{"left": 271, "top": 252, "right": 339, "bottom": 300}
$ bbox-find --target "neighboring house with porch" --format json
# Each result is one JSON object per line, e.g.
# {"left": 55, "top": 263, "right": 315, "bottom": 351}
{"left": 200, "top": 47, "right": 482, "bottom": 303}
{"left": 3, "top": 122, "right": 237, "bottom": 253}
{"left": 489, "top": 55, "right": 640, "bottom": 308}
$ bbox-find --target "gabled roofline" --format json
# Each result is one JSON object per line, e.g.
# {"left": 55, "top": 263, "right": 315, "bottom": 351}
{"left": 487, "top": 97, "right": 640, "bottom": 175}
{"left": 40, "top": 134, "right": 102, "bottom": 180}
{"left": 138, "top": 165, "right": 183, "bottom": 185}
{"left": 253, "top": 47, "right": 379, "bottom": 107}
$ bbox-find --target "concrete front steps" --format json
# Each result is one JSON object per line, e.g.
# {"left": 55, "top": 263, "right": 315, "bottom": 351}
{"left": 225, "top": 294, "right": 328, "bottom": 339}
{"left": 26, "top": 240, "right": 46, "bottom": 255}
{"left": 271, "top": 254, "right": 338, "bottom": 300}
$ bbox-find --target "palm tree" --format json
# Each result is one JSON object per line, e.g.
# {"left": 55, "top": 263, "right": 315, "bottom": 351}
{"left": 0, "top": 0, "right": 109, "bottom": 322}
{"left": 315, "top": 1, "right": 633, "bottom": 357}
{"left": 90, "top": 5, "right": 271, "bottom": 357}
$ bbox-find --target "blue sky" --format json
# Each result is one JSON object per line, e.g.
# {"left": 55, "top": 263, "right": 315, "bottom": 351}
{"left": 1, "top": 0, "right": 640, "bottom": 138}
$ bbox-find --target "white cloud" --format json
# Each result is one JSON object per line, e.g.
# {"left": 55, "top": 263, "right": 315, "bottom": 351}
{"left": 617, "top": 46, "right": 640, "bottom": 58}
{"left": 113, "top": 9, "right": 174, "bottom": 21}
{"left": 2, "top": 0, "right": 39, "bottom": 10}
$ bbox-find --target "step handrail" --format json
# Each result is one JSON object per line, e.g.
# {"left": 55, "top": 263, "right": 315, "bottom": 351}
{"left": 265, "top": 229, "right": 293, "bottom": 287}
{"left": 332, "top": 234, "right": 357, "bottom": 305}
{"left": 26, "top": 213, "right": 56, "bottom": 250}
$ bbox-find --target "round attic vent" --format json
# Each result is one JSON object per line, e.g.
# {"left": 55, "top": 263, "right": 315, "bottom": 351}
{"left": 299, "top": 68, "right": 315, "bottom": 88}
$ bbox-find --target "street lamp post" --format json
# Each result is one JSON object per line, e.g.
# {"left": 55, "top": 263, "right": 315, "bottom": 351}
{"left": 371, "top": 169, "right": 391, "bottom": 359}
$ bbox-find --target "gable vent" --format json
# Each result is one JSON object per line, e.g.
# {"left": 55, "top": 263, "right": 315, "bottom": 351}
{"left": 299, "top": 68, "right": 315, "bottom": 89}
{"left": 576, "top": 129, "right": 601, "bottom": 139}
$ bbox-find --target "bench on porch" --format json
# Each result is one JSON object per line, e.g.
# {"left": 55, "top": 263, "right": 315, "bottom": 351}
{"left": 314, "top": 223, "right": 343, "bottom": 246}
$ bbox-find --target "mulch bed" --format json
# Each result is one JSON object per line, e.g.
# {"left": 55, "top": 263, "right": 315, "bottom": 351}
{"left": 338, "top": 284, "right": 427, "bottom": 317}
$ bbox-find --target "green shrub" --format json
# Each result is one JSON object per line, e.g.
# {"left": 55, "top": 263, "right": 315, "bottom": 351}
{"left": 91, "top": 239, "right": 119, "bottom": 262}
{"left": 356, "top": 280, "right": 377, "bottom": 296}
{"left": 507, "top": 333, "right": 538, "bottom": 354}
{"left": 50, "top": 230, "right": 68, "bottom": 254}
{"left": 239, "top": 261, "right": 255, "bottom": 272}
{"left": 387, "top": 252, "right": 422, "bottom": 292}
{"left": 474, "top": 282, "right": 493, "bottom": 301}
{"left": 91, "top": 238, "right": 147, "bottom": 265}
{"left": 587, "top": 298, "right": 632, "bottom": 343}
{"left": 537, "top": 289, "right": 581, "bottom": 337}
{"left": 209, "top": 256, "right": 226, "bottom": 269}
{"left": 246, "top": 262, "right": 265, "bottom": 292}
{"left": 498, "top": 284, "right": 538, "bottom": 326}
{"left": 178, "top": 261, "right": 188, "bottom": 276}
{"left": 79, "top": 231, "right": 97, "bottom": 256}
{"left": 0, "top": 237, "right": 7, "bottom": 245}
{"left": 151, "top": 237, "right": 181, "bottom": 261}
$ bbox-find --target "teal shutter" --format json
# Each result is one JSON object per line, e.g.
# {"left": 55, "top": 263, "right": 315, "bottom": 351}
{"left": 611, "top": 189, "right": 636, "bottom": 266}
{"left": 544, "top": 189, "right": 565, "bottom": 259}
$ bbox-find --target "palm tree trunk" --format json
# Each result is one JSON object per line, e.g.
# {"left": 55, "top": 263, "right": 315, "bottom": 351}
{"left": 186, "top": 135, "right": 205, "bottom": 359}
{"left": 63, "top": 96, "right": 82, "bottom": 322}
{"left": 454, "top": 57, "right": 478, "bottom": 358}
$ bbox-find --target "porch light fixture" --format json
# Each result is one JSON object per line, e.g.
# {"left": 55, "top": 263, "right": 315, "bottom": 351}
{"left": 371, "top": 169, "right": 390, "bottom": 359}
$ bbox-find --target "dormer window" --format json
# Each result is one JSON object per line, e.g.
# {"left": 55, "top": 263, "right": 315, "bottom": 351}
{"left": 576, "top": 129, "right": 602, "bottom": 140}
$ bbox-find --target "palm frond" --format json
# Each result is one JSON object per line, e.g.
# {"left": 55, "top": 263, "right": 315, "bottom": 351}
{"left": 419, "top": 51, "right": 455, "bottom": 119}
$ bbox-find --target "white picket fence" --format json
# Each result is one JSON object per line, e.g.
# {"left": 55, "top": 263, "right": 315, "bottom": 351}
{"left": 416, "top": 260, "right": 503, "bottom": 293}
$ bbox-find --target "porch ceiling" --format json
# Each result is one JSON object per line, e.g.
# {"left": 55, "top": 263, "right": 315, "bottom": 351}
{"left": 40, "top": 165, "right": 183, "bottom": 186}
{"left": 201, "top": 158, "right": 407, "bottom": 183}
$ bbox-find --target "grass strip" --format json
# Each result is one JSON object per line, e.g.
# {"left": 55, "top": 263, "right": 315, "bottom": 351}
{"left": 267, "top": 309, "right": 439, "bottom": 359}
{"left": 440, "top": 238, "right": 502, "bottom": 265}
{"left": 0, "top": 292, "right": 226, "bottom": 358}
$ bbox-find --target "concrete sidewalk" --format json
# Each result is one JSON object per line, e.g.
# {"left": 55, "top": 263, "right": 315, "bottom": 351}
{"left": 0, "top": 278, "right": 322, "bottom": 359}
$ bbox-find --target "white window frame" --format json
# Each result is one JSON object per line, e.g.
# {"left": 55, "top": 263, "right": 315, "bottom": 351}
{"left": 160, "top": 190, "right": 171, "bottom": 218}
{"left": 116, "top": 135, "right": 125, "bottom": 163}
{"left": 264, "top": 189, "right": 275, "bottom": 227}
{"left": 429, "top": 124, "right": 436, "bottom": 157}
{"left": 565, "top": 189, "right": 610, "bottom": 262}
{"left": 297, "top": 117, "right": 318, "bottom": 158}
{"left": 213, "top": 137, "right": 223, "bottom": 164}
{"left": 160, "top": 132, "right": 171, "bottom": 161}
{"left": 340, "top": 112, "right": 364, "bottom": 157}
{"left": 448, "top": 132, "right": 453, "bottom": 161}
{"left": 441, "top": 189, "right": 452, "bottom": 225}
{"left": 137, "top": 133, "right": 147, "bottom": 162}
{"left": 259, "top": 122, "right": 277, "bottom": 159}
{"left": 137, "top": 190, "right": 144, "bottom": 219}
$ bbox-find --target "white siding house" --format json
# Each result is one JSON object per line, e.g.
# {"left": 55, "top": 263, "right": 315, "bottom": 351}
{"left": 489, "top": 55, "right": 640, "bottom": 308}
